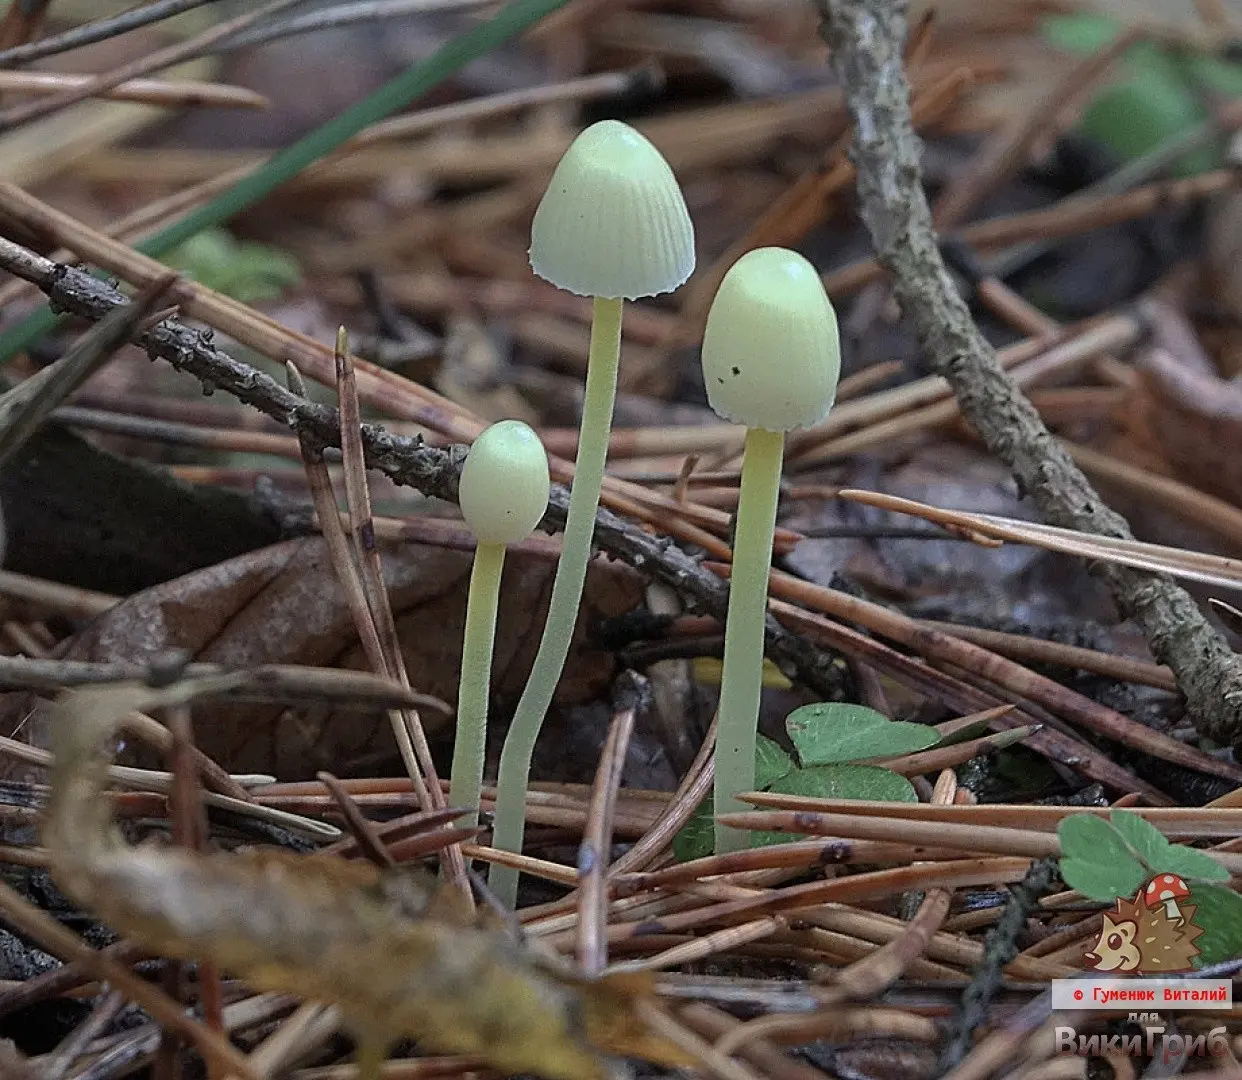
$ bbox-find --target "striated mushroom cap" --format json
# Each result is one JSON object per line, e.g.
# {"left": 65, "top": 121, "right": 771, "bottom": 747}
{"left": 701, "top": 247, "right": 840, "bottom": 432}
{"left": 459, "top": 420, "right": 550, "bottom": 546}
{"left": 529, "top": 120, "right": 695, "bottom": 301}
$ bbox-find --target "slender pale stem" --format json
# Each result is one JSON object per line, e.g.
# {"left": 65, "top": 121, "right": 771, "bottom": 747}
{"left": 449, "top": 540, "right": 506, "bottom": 834}
{"left": 714, "top": 426, "right": 784, "bottom": 855}
{"left": 489, "top": 295, "right": 623, "bottom": 906}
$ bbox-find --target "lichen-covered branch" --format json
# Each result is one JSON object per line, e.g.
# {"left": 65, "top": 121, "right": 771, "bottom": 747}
{"left": 0, "top": 237, "right": 847, "bottom": 702}
{"left": 814, "top": 0, "right": 1242, "bottom": 745}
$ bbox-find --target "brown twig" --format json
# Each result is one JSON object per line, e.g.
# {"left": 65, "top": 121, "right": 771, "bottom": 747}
{"left": 873, "top": 726, "right": 1041, "bottom": 777}
{"left": 821, "top": 168, "right": 1242, "bottom": 298}
{"left": 0, "top": 274, "right": 177, "bottom": 471}
{"left": 0, "top": 880, "right": 258, "bottom": 1079}
{"left": 0, "top": 653, "right": 445, "bottom": 709}
{"left": 815, "top": 0, "right": 1242, "bottom": 746}
{"left": 681, "top": 1003, "right": 830, "bottom": 1080}
{"left": 39, "top": 990, "right": 127, "bottom": 1080}
{"left": 0, "top": 0, "right": 51, "bottom": 53}
{"left": 0, "top": 1, "right": 213, "bottom": 67}
{"left": 912, "top": 621, "right": 1177, "bottom": 693}
{"left": 576, "top": 690, "right": 637, "bottom": 973}
{"left": 738, "top": 794, "right": 1242, "bottom": 839}
{"left": 286, "top": 364, "right": 435, "bottom": 792}
{"left": 0, "top": 0, "right": 303, "bottom": 133}
{"left": 318, "top": 771, "right": 398, "bottom": 871}
{"left": 319, "top": 806, "right": 472, "bottom": 860}
{"left": 157, "top": 703, "right": 207, "bottom": 1078}
{"left": 930, "top": 29, "right": 1140, "bottom": 230}
{"left": 329, "top": 333, "right": 470, "bottom": 896}
{"left": 811, "top": 772, "right": 961, "bottom": 1008}
{"left": 837, "top": 488, "right": 1242, "bottom": 592}
{"left": 757, "top": 571, "right": 1236, "bottom": 794}
{"left": 0, "top": 70, "right": 268, "bottom": 108}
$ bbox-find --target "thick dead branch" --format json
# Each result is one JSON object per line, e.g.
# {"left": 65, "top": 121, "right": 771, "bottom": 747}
{"left": 815, "top": 0, "right": 1242, "bottom": 746}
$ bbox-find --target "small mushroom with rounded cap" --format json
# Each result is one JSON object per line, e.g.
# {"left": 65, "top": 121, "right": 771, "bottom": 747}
{"left": 451, "top": 420, "right": 550, "bottom": 837}
{"left": 701, "top": 246, "right": 840, "bottom": 854}
{"left": 490, "top": 119, "right": 695, "bottom": 905}
{"left": 1144, "top": 873, "right": 1190, "bottom": 921}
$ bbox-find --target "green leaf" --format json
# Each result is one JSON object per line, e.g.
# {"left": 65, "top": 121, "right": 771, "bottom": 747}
{"left": 785, "top": 703, "right": 938, "bottom": 767}
{"left": 672, "top": 737, "right": 796, "bottom": 862}
{"left": 1078, "top": 43, "right": 1216, "bottom": 176}
{"left": 746, "top": 764, "right": 916, "bottom": 848}
{"left": 673, "top": 799, "right": 792, "bottom": 861}
{"left": 1151, "top": 845, "right": 1231, "bottom": 885}
{"left": 167, "top": 229, "right": 302, "bottom": 303}
{"left": 1110, "top": 809, "right": 1170, "bottom": 867}
{"left": 1183, "top": 884, "right": 1242, "bottom": 966}
{"left": 1041, "top": 13, "right": 1123, "bottom": 54}
{"left": 755, "top": 735, "right": 794, "bottom": 790}
{"left": 673, "top": 750, "right": 916, "bottom": 861}
{"left": 1057, "top": 815, "right": 1147, "bottom": 901}
{"left": 768, "top": 764, "right": 919, "bottom": 803}
{"left": 1108, "top": 811, "right": 1229, "bottom": 884}
{"left": 167, "top": 229, "right": 234, "bottom": 279}
{"left": 1180, "top": 53, "right": 1242, "bottom": 98}
{"left": 1059, "top": 859, "right": 1145, "bottom": 904}
{"left": 672, "top": 803, "right": 715, "bottom": 863}
{"left": 1041, "top": 19, "right": 1227, "bottom": 177}
{"left": 1082, "top": 80, "right": 1212, "bottom": 176}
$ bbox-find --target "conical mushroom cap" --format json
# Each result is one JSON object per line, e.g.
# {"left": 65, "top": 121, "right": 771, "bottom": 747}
{"left": 701, "top": 247, "right": 840, "bottom": 432}
{"left": 459, "top": 420, "right": 550, "bottom": 546}
{"left": 530, "top": 120, "right": 695, "bottom": 300}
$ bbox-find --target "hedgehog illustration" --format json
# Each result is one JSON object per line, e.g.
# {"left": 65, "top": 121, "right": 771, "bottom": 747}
{"left": 1084, "top": 877, "right": 1204, "bottom": 974}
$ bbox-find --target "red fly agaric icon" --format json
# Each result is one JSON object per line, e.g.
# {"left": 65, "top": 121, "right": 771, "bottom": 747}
{"left": 1145, "top": 874, "right": 1191, "bottom": 921}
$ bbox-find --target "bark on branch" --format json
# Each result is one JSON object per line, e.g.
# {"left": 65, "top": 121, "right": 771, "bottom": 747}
{"left": 815, "top": 0, "right": 1242, "bottom": 745}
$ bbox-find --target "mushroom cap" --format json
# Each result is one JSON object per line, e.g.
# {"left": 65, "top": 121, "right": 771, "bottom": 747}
{"left": 701, "top": 247, "right": 841, "bottom": 432}
{"left": 1144, "top": 874, "right": 1190, "bottom": 906}
{"left": 529, "top": 119, "right": 695, "bottom": 300}
{"left": 459, "top": 420, "right": 550, "bottom": 546}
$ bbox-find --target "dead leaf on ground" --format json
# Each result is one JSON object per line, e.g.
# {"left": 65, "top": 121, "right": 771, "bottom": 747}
{"left": 43, "top": 682, "right": 695, "bottom": 1080}
{"left": 6, "top": 537, "right": 643, "bottom": 777}
{"left": 1136, "top": 346, "right": 1242, "bottom": 507}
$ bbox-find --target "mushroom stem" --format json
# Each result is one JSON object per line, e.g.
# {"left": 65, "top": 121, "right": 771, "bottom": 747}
{"left": 490, "top": 295, "right": 624, "bottom": 905}
{"left": 714, "top": 425, "right": 784, "bottom": 855}
{"left": 449, "top": 539, "right": 506, "bottom": 836}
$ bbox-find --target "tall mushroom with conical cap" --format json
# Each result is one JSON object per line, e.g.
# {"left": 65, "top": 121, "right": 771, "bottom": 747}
{"left": 490, "top": 120, "right": 695, "bottom": 905}
{"left": 701, "top": 246, "right": 840, "bottom": 854}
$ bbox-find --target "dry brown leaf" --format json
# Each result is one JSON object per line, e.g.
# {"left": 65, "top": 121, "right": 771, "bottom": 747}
{"left": 9, "top": 537, "right": 642, "bottom": 776}
{"left": 42, "top": 682, "right": 694, "bottom": 1080}
{"left": 1136, "top": 346, "right": 1242, "bottom": 507}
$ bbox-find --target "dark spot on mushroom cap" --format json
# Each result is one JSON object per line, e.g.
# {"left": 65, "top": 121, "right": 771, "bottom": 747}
{"left": 716, "top": 377, "right": 724, "bottom": 384}
{"left": 731, "top": 366, "right": 740, "bottom": 376}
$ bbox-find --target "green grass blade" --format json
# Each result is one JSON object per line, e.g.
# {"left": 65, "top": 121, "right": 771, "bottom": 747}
{"left": 0, "top": 0, "right": 572, "bottom": 363}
